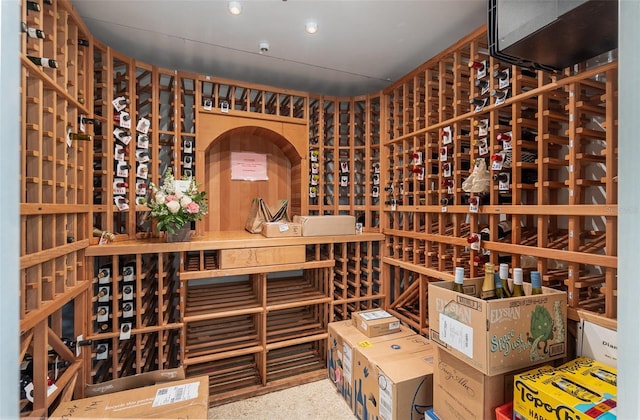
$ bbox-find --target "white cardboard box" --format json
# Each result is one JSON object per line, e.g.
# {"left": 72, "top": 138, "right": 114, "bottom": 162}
{"left": 576, "top": 319, "right": 618, "bottom": 368}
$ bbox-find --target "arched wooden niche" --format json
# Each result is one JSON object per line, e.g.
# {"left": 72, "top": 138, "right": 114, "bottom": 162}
{"left": 198, "top": 113, "right": 308, "bottom": 232}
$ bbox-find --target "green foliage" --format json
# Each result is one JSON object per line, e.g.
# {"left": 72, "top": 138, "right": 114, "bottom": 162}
{"left": 147, "top": 168, "right": 208, "bottom": 233}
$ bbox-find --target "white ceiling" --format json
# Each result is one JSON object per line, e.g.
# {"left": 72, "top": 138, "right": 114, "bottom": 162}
{"left": 71, "top": 0, "right": 488, "bottom": 97}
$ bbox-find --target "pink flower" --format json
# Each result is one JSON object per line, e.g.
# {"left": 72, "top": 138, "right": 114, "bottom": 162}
{"left": 186, "top": 202, "right": 200, "bottom": 214}
{"left": 165, "top": 195, "right": 176, "bottom": 202}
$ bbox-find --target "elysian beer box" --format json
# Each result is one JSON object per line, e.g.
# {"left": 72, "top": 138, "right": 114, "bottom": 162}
{"left": 428, "top": 277, "right": 567, "bottom": 376}
{"left": 327, "top": 320, "right": 415, "bottom": 411}
{"left": 352, "top": 309, "right": 401, "bottom": 338}
{"left": 513, "top": 359, "right": 617, "bottom": 420}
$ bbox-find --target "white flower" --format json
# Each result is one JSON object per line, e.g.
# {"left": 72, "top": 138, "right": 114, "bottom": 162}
{"left": 180, "top": 196, "right": 193, "bottom": 208}
{"left": 166, "top": 200, "right": 181, "bottom": 214}
{"left": 175, "top": 189, "right": 184, "bottom": 199}
{"left": 155, "top": 191, "right": 166, "bottom": 205}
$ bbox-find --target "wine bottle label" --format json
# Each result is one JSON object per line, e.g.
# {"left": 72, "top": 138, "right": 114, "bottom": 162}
{"left": 122, "top": 285, "right": 134, "bottom": 301}
{"left": 136, "top": 181, "right": 147, "bottom": 196}
{"left": 183, "top": 155, "right": 193, "bottom": 169}
{"left": 502, "top": 131, "right": 513, "bottom": 150}
{"left": 97, "top": 286, "right": 110, "bottom": 303}
{"left": 112, "top": 96, "right": 128, "bottom": 112}
{"left": 137, "top": 134, "right": 149, "bottom": 149}
{"left": 26, "top": 27, "right": 40, "bottom": 39}
{"left": 136, "top": 117, "right": 150, "bottom": 134}
{"left": 96, "top": 306, "right": 109, "bottom": 322}
{"left": 478, "top": 139, "right": 489, "bottom": 156}
{"left": 498, "top": 69, "right": 510, "bottom": 89}
{"left": 136, "top": 163, "right": 148, "bottom": 179}
{"left": 113, "top": 128, "right": 132, "bottom": 145}
{"left": 118, "top": 111, "right": 132, "bottom": 129}
{"left": 120, "top": 323, "right": 132, "bottom": 340}
{"left": 114, "top": 195, "right": 129, "bottom": 211}
{"left": 96, "top": 343, "right": 109, "bottom": 360}
{"left": 136, "top": 149, "right": 150, "bottom": 163}
{"left": 442, "top": 126, "right": 452, "bottom": 145}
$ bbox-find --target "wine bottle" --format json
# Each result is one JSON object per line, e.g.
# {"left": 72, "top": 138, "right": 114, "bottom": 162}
{"left": 491, "top": 89, "right": 508, "bottom": 100}
{"left": 475, "top": 79, "right": 489, "bottom": 90}
{"left": 493, "top": 69, "right": 509, "bottom": 80}
{"left": 94, "top": 264, "right": 111, "bottom": 282}
{"left": 469, "top": 98, "right": 486, "bottom": 107}
{"left": 481, "top": 262, "right": 496, "bottom": 299}
{"left": 92, "top": 228, "right": 115, "bottom": 241}
{"left": 468, "top": 60, "right": 485, "bottom": 70}
{"left": 79, "top": 116, "right": 100, "bottom": 125}
{"left": 440, "top": 197, "right": 453, "bottom": 206}
{"left": 27, "top": 55, "right": 57, "bottom": 68}
{"left": 68, "top": 132, "right": 92, "bottom": 141}
{"left": 494, "top": 273, "right": 505, "bottom": 299}
{"left": 493, "top": 173, "right": 509, "bottom": 183}
{"left": 26, "top": 1, "right": 41, "bottom": 12}
{"left": 530, "top": 271, "right": 543, "bottom": 295}
{"left": 452, "top": 267, "right": 465, "bottom": 293}
{"left": 21, "top": 22, "right": 45, "bottom": 39}
{"left": 113, "top": 113, "right": 131, "bottom": 124}
{"left": 497, "top": 220, "right": 512, "bottom": 238}
{"left": 512, "top": 268, "right": 525, "bottom": 297}
{"left": 441, "top": 179, "right": 454, "bottom": 188}
{"left": 496, "top": 132, "right": 511, "bottom": 143}
{"left": 78, "top": 38, "right": 90, "bottom": 47}
{"left": 499, "top": 263, "right": 512, "bottom": 297}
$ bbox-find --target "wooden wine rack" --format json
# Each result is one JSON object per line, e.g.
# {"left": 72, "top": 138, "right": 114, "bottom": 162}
{"left": 18, "top": 0, "right": 618, "bottom": 414}
{"left": 86, "top": 233, "right": 384, "bottom": 406}
{"left": 380, "top": 27, "right": 618, "bottom": 333}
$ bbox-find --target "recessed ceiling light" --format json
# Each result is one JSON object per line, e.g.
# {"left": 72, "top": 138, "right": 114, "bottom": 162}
{"left": 228, "top": 1, "right": 242, "bottom": 15}
{"left": 305, "top": 21, "right": 318, "bottom": 34}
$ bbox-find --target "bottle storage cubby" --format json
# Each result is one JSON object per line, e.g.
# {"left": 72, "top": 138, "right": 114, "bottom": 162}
{"left": 307, "top": 95, "right": 381, "bottom": 228}
{"left": 86, "top": 252, "right": 181, "bottom": 383}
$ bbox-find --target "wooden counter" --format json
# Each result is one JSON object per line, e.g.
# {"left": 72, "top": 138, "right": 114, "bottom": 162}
{"left": 86, "top": 230, "right": 385, "bottom": 256}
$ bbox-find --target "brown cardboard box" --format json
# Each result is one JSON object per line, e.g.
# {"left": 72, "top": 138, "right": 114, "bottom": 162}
{"left": 352, "top": 333, "right": 434, "bottom": 420}
{"left": 433, "top": 347, "right": 514, "bottom": 420}
{"left": 84, "top": 367, "right": 185, "bottom": 397}
{"left": 327, "top": 320, "right": 416, "bottom": 411}
{"left": 293, "top": 215, "right": 356, "bottom": 236}
{"left": 261, "top": 221, "right": 302, "bottom": 238}
{"left": 50, "top": 376, "right": 209, "bottom": 419}
{"left": 428, "top": 278, "right": 567, "bottom": 376}
{"left": 352, "top": 309, "right": 401, "bottom": 338}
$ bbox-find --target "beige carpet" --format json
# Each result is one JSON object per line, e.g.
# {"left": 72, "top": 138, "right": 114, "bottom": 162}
{"left": 208, "top": 378, "right": 355, "bottom": 419}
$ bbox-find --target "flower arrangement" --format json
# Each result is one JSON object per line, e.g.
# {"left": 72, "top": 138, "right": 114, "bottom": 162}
{"left": 147, "top": 168, "right": 208, "bottom": 234}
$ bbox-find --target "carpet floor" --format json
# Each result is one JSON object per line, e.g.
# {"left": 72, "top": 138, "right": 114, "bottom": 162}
{"left": 208, "top": 378, "right": 355, "bottom": 419}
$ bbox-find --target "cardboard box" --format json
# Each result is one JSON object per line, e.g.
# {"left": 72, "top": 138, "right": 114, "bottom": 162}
{"left": 513, "top": 363, "right": 617, "bottom": 420}
{"left": 352, "top": 333, "right": 434, "bottom": 420}
{"left": 428, "top": 278, "right": 567, "bottom": 376}
{"left": 556, "top": 357, "right": 617, "bottom": 395}
{"left": 84, "top": 367, "right": 185, "bottom": 397}
{"left": 261, "top": 221, "right": 302, "bottom": 238}
{"left": 433, "top": 347, "right": 523, "bottom": 420}
{"left": 293, "top": 215, "right": 356, "bottom": 236}
{"left": 576, "top": 319, "right": 618, "bottom": 367}
{"left": 51, "top": 376, "right": 209, "bottom": 419}
{"left": 352, "top": 309, "right": 401, "bottom": 338}
{"left": 218, "top": 245, "right": 305, "bottom": 268}
{"left": 328, "top": 320, "right": 416, "bottom": 411}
